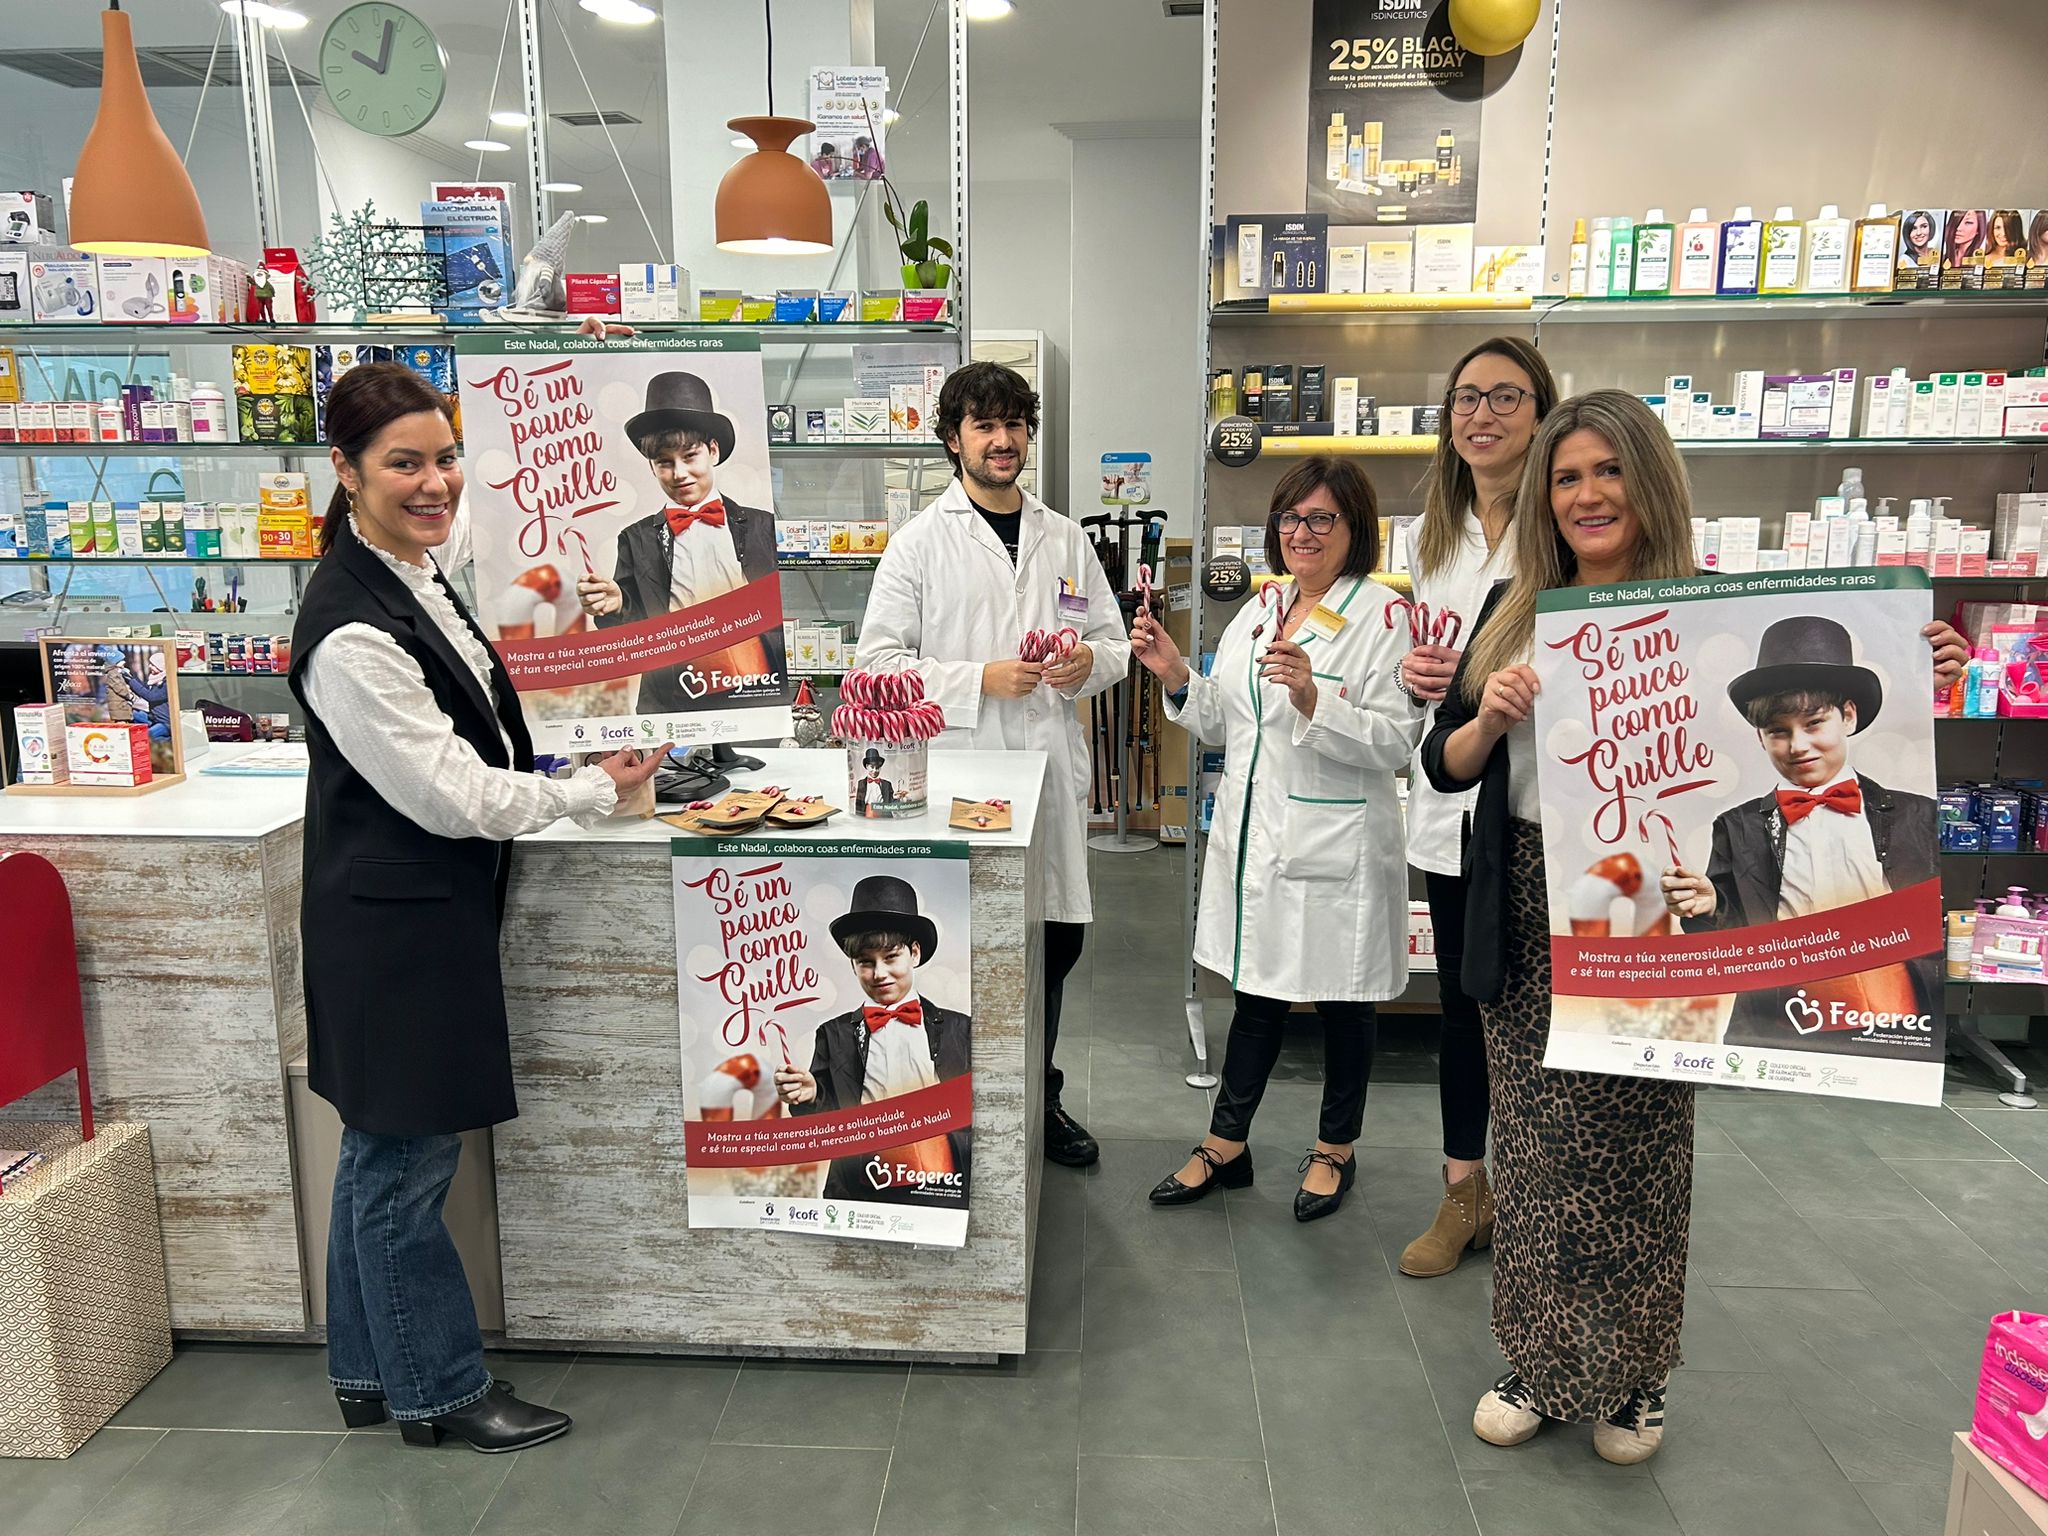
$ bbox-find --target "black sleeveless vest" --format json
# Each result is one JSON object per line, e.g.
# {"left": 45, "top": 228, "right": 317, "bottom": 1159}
{"left": 288, "top": 517, "right": 535, "bottom": 1136}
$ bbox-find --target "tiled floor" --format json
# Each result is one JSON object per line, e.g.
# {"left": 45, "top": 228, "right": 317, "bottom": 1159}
{"left": 9, "top": 847, "right": 2046, "bottom": 1536}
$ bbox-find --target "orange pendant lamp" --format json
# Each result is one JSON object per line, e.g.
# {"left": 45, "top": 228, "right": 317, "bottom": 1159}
{"left": 70, "top": 3, "right": 210, "bottom": 258}
{"left": 714, "top": 3, "right": 830, "bottom": 254}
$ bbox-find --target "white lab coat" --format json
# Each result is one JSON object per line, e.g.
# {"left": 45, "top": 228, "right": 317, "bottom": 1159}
{"left": 1168, "top": 574, "right": 1422, "bottom": 1002}
{"left": 857, "top": 478, "right": 1132, "bottom": 923}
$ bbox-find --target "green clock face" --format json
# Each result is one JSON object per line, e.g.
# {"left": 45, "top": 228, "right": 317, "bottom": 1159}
{"left": 321, "top": 3, "right": 446, "bottom": 137}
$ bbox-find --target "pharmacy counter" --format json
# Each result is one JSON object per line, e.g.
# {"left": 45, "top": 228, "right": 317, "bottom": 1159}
{"left": 1, "top": 747, "right": 1052, "bottom": 1360}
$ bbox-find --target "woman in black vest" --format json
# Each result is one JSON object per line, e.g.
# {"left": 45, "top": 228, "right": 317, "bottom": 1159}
{"left": 290, "top": 365, "right": 662, "bottom": 1452}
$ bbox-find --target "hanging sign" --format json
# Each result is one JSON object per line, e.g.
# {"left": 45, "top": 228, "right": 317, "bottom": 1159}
{"left": 1306, "top": 0, "right": 1483, "bottom": 225}
{"left": 806, "top": 67, "right": 889, "bottom": 182}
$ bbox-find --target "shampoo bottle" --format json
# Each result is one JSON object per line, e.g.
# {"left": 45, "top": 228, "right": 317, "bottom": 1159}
{"left": 1632, "top": 208, "right": 1675, "bottom": 296}
{"left": 1717, "top": 206, "right": 1764, "bottom": 294}
{"left": 1905, "top": 498, "right": 1933, "bottom": 569}
{"left": 1609, "top": 216, "right": 1637, "bottom": 297}
{"left": 1568, "top": 217, "right": 1589, "bottom": 296}
{"left": 1853, "top": 204, "right": 1901, "bottom": 293}
{"left": 1803, "top": 204, "right": 1852, "bottom": 293}
{"left": 1587, "top": 218, "right": 1615, "bottom": 298}
{"left": 1676, "top": 208, "right": 1719, "bottom": 295}
{"left": 1760, "top": 206, "right": 1804, "bottom": 294}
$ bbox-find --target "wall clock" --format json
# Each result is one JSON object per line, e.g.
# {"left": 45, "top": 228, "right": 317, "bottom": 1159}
{"left": 320, "top": 3, "right": 447, "bottom": 138}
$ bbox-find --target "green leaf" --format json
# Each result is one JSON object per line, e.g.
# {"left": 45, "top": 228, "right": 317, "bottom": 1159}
{"left": 910, "top": 200, "right": 928, "bottom": 240}
{"left": 925, "top": 236, "right": 953, "bottom": 257}
{"left": 883, "top": 201, "right": 903, "bottom": 232}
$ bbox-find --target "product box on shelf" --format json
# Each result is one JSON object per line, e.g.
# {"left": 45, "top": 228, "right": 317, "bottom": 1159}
{"left": 1474, "top": 243, "right": 1542, "bottom": 294}
{"left": 0, "top": 191, "right": 56, "bottom": 244}
{"left": 1365, "top": 239, "right": 1412, "bottom": 294}
{"left": 773, "top": 289, "right": 819, "bottom": 323}
{"left": 901, "top": 289, "right": 950, "bottom": 323}
{"left": 257, "top": 473, "right": 313, "bottom": 559}
{"left": 28, "top": 254, "right": 96, "bottom": 321}
{"left": 313, "top": 344, "right": 394, "bottom": 436}
{"left": 66, "top": 720, "right": 152, "bottom": 787}
{"left": 1759, "top": 373, "right": 1835, "bottom": 440}
{"left": 740, "top": 294, "right": 775, "bottom": 322}
{"left": 0, "top": 250, "right": 28, "bottom": 322}
{"left": 859, "top": 290, "right": 902, "bottom": 322}
{"left": 564, "top": 273, "right": 621, "bottom": 315}
{"left": 846, "top": 396, "right": 889, "bottom": 439}
{"left": 697, "top": 289, "right": 742, "bottom": 322}
{"left": 95, "top": 256, "right": 171, "bottom": 322}
{"left": 232, "top": 344, "right": 315, "bottom": 443}
{"left": 1225, "top": 214, "right": 1328, "bottom": 296}
{"left": 619, "top": 263, "right": 685, "bottom": 321}
{"left": 396, "top": 346, "right": 460, "bottom": 441}
{"left": 1413, "top": 224, "right": 1476, "bottom": 294}
{"left": 422, "top": 199, "right": 511, "bottom": 319}
{"left": 13, "top": 702, "right": 68, "bottom": 784}
{"left": 1895, "top": 208, "right": 1943, "bottom": 290}
{"left": 818, "top": 289, "right": 857, "bottom": 322}
{"left": 163, "top": 258, "right": 204, "bottom": 323}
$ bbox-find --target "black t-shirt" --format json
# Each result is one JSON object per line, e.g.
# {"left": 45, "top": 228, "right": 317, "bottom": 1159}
{"left": 969, "top": 496, "right": 1022, "bottom": 563}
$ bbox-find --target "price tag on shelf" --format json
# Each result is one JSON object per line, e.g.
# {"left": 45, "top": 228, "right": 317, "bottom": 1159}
{"left": 1209, "top": 414, "right": 1261, "bottom": 468}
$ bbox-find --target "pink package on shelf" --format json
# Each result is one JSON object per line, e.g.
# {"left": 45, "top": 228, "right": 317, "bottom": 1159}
{"left": 1972, "top": 1311, "right": 2048, "bottom": 1500}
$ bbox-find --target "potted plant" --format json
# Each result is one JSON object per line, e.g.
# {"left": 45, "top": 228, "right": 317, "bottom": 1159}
{"left": 881, "top": 187, "right": 953, "bottom": 291}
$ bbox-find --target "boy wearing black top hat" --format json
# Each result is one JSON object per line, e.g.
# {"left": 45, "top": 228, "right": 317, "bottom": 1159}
{"left": 576, "top": 370, "right": 785, "bottom": 714}
{"left": 774, "top": 875, "right": 972, "bottom": 1207}
{"left": 1661, "top": 615, "right": 1940, "bottom": 1055}
{"left": 854, "top": 747, "right": 896, "bottom": 817}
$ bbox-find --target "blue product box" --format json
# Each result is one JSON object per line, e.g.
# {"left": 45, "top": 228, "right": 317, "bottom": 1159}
{"left": 773, "top": 290, "right": 820, "bottom": 323}
{"left": 421, "top": 200, "right": 511, "bottom": 317}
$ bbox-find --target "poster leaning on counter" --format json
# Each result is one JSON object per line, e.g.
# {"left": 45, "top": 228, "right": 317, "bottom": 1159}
{"left": 455, "top": 332, "right": 789, "bottom": 754}
{"left": 673, "top": 839, "right": 974, "bottom": 1247}
{"left": 1530, "top": 567, "right": 1945, "bottom": 1106}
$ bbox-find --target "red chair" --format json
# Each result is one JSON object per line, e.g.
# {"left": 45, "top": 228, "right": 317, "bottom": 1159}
{"left": 0, "top": 851, "right": 94, "bottom": 1138}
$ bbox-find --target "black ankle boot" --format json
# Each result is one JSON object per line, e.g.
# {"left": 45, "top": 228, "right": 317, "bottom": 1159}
{"left": 335, "top": 1377, "right": 514, "bottom": 1431}
{"left": 1294, "top": 1150, "right": 1357, "bottom": 1223}
{"left": 397, "top": 1384, "right": 570, "bottom": 1453}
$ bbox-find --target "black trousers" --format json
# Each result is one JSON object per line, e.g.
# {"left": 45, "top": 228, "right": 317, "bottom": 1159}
{"left": 1044, "top": 919, "right": 1086, "bottom": 1108}
{"left": 1210, "top": 990, "right": 1376, "bottom": 1145}
{"left": 1424, "top": 869, "right": 1491, "bottom": 1162}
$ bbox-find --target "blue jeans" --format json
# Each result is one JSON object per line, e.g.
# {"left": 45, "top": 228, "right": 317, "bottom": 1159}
{"left": 326, "top": 1127, "right": 492, "bottom": 1420}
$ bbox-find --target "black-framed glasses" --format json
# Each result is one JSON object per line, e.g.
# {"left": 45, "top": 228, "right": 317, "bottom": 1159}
{"left": 1273, "top": 510, "right": 1338, "bottom": 534}
{"left": 1450, "top": 385, "right": 1532, "bottom": 417}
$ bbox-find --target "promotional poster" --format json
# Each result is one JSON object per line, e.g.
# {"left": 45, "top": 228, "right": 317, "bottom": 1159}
{"left": 1305, "top": 0, "right": 1482, "bottom": 224}
{"left": 673, "top": 840, "right": 973, "bottom": 1247}
{"left": 1531, "top": 569, "right": 1945, "bottom": 1106}
{"left": 456, "top": 333, "right": 789, "bottom": 752}
{"left": 44, "top": 637, "right": 180, "bottom": 775}
{"left": 806, "top": 67, "right": 889, "bottom": 181}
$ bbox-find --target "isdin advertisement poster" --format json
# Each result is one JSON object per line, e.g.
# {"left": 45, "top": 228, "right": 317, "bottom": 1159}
{"left": 455, "top": 332, "right": 789, "bottom": 753}
{"left": 672, "top": 839, "right": 974, "bottom": 1248}
{"left": 1306, "top": 0, "right": 1482, "bottom": 225}
{"left": 1530, "top": 568, "right": 1945, "bottom": 1106}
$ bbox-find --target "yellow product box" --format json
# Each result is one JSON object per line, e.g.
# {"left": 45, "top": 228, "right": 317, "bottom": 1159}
{"left": 849, "top": 522, "right": 888, "bottom": 555}
{"left": 827, "top": 522, "right": 853, "bottom": 554}
{"left": 860, "top": 290, "right": 903, "bottom": 322}
{"left": 0, "top": 346, "right": 19, "bottom": 404}
{"left": 740, "top": 294, "right": 776, "bottom": 322}
{"left": 257, "top": 471, "right": 312, "bottom": 558}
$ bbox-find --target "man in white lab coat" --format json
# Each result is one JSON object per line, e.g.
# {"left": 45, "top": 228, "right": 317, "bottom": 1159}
{"left": 857, "top": 362, "right": 1130, "bottom": 1168}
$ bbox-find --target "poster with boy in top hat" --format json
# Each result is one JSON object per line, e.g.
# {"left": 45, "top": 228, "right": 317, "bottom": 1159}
{"left": 456, "top": 333, "right": 789, "bottom": 753}
{"left": 673, "top": 841, "right": 975, "bottom": 1246}
{"left": 1529, "top": 568, "right": 1946, "bottom": 1106}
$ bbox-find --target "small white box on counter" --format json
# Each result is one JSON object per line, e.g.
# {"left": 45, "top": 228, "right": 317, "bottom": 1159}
{"left": 13, "top": 702, "right": 68, "bottom": 784}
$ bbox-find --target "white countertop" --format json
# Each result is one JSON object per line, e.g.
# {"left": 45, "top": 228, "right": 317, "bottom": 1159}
{"left": 0, "top": 745, "right": 1048, "bottom": 850}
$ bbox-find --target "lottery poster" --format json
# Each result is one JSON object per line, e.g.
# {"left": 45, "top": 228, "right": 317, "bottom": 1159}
{"left": 455, "top": 333, "right": 789, "bottom": 753}
{"left": 1531, "top": 568, "right": 1945, "bottom": 1105}
{"left": 673, "top": 839, "right": 973, "bottom": 1247}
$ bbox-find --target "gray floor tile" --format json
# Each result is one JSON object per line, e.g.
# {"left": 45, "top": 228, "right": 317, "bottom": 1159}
{"left": 108, "top": 1342, "right": 338, "bottom": 1431}
{"left": 1957, "top": 1106, "right": 2048, "bottom": 1176}
{"left": 1463, "top": 1469, "right": 1682, "bottom": 1535}
{"left": 1078, "top": 1264, "right": 1263, "bottom": 1460}
{"left": 1088, "top": 1041, "right": 1220, "bottom": 1140}
{"left": 677, "top": 1445, "right": 889, "bottom": 1536}
{"left": 1855, "top": 1477, "right": 1951, "bottom": 1536}
{"left": 1077, "top": 1454, "right": 1275, "bottom": 1536}
{"left": 1804, "top": 1213, "right": 2038, "bottom": 1394}
{"left": 1713, "top": 1285, "right": 1974, "bottom": 1484}
{"left": 1885, "top": 1157, "right": 2048, "bottom": 1279}
{"left": 1823, "top": 1098, "right": 2010, "bottom": 1160}
{"left": 1648, "top": 1372, "right": 1886, "bottom": 1536}
{"left": 1687, "top": 1154, "right": 1864, "bottom": 1290}
{"left": 711, "top": 1358, "right": 907, "bottom": 1448}
{"left": 1709, "top": 1098, "right": 1939, "bottom": 1219}
{"left": 1694, "top": 1118, "right": 1739, "bottom": 1155}
{"left": 1030, "top": 1165, "right": 1088, "bottom": 1350}
{"left": 0, "top": 1426, "right": 163, "bottom": 1536}
{"left": 1257, "top": 1353, "right": 1478, "bottom": 1536}
{"left": 287, "top": 1430, "right": 515, "bottom": 1536}
{"left": 1674, "top": 1270, "right": 1764, "bottom": 1374}
{"left": 877, "top": 1354, "right": 1081, "bottom": 1536}
{"left": 478, "top": 1356, "right": 737, "bottom": 1536}
{"left": 1083, "top": 1137, "right": 1236, "bottom": 1273}
{"left": 71, "top": 1429, "right": 343, "bottom": 1536}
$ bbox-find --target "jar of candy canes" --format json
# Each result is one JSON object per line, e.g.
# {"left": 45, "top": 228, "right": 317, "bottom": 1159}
{"left": 835, "top": 669, "right": 943, "bottom": 819}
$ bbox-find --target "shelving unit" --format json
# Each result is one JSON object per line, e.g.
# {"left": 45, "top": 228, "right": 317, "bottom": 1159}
{"left": 0, "top": 440, "right": 953, "bottom": 460}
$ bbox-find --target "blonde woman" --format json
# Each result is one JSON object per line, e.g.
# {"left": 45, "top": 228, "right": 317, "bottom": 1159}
{"left": 1395, "top": 336, "right": 1556, "bottom": 1279}
{"left": 1422, "top": 391, "right": 1965, "bottom": 1464}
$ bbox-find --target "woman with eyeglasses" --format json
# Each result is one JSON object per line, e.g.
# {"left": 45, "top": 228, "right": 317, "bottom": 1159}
{"left": 1394, "top": 337, "right": 1558, "bottom": 1279}
{"left": 1131, "top": 458, "right": 1423, "bottom": 1221}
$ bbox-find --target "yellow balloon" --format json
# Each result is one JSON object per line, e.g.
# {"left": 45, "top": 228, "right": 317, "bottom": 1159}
{"left": 1449, "top": 0, "right": 1539, "bottom": 56}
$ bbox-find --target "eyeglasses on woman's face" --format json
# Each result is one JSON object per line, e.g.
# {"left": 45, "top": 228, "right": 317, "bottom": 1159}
{"left": 1273, "top": 509, "right": 1339, "bottom": 534}
{"left": 1450, "top": 384, "right": 1531, "bottom": 417}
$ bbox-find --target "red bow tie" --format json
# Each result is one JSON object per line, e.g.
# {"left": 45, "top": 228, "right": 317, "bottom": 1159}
{"left": 863, "top": 1000, "right": 923, "bottom": 1033}
{"left": 665, "top": 498, "right": 727, "bottom": 537}
{"left": 1776, "top": 780, "right": 1863, "bottom": 824}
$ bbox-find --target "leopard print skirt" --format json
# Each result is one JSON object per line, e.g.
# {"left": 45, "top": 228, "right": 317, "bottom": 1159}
{"left": 1481, "top": 819, "right": 1694, "bottom": 1423}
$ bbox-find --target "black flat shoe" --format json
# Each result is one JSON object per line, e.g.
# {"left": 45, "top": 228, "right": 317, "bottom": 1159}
{"left": 1046, "top": 1105, "right": 1101, "bottom": 1168}
{"left": 1149, "top": 1144, "right": 1253, "bottom": 1206}
{"left": 1294, "top": 1150, "right": 1357, "bottom": 1223}
{"left": 397, "top": 1384, "right": 570, "bottom": 1453}
{"left": 335, "top": 1378, "right": 515, "bottom": 1430}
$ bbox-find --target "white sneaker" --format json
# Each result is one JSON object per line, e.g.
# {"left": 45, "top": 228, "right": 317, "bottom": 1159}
{"left": 1473, "top": 1370, "right": 1543, "bottom": 1446}
{"left": 1593, "top": 1381, "right": 1667, "bottom": 1465}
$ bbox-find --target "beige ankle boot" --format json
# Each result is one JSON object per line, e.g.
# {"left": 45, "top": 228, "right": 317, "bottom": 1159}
{"left": 1398, "top": 1165, "right": 1494, "bottom": 1278}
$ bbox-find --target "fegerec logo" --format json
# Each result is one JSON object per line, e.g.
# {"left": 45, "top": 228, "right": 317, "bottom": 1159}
{"left": 1783, "top": 988, "right": 1933, "bottom": 1040}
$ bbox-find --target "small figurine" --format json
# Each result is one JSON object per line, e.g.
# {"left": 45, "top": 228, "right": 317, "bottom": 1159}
{"left": 248, "top": 266, "right": 274, "bottom": 324}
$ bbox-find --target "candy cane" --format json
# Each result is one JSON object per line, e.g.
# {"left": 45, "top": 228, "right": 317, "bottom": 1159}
{"left": 1638, "top": 809, "right": 1682, "bottom": 870}
{"left": 765, "top": 1018, "right": 792, "bottom": 1067}
{"left": 1382, "top": 597, "right": 1423, "bottom": 647}
{"left": 1138, "top": 562, "right": 1155, "bottom": 619}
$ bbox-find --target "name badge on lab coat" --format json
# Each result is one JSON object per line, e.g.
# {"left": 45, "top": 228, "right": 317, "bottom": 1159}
{"left": 1299, "top": 604, "right": 1347, "bottom": 644}
{"left": 1056, "top": 587, "right": 1088, "bottom": 628}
